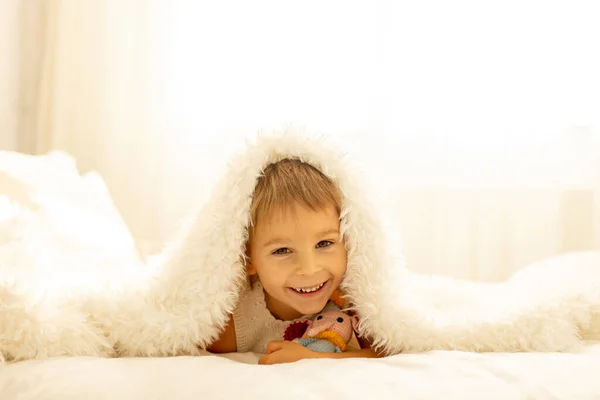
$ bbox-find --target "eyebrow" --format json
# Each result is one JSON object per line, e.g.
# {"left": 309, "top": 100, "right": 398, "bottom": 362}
{"left": 261, "top": 228, "right": 340, "bottom": 248}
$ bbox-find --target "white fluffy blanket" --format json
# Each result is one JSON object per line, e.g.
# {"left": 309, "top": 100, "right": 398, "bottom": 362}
{"left": 1, "top": 131, "right": 599, "bottom": 363}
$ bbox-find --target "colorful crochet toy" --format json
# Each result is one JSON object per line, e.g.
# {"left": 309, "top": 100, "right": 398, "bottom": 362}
{"left": 283, "top": 310, "right": 359, "bottom": 353}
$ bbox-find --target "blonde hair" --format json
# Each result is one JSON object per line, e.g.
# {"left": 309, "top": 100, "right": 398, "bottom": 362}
{"left": 250, "top": 158, "right": 342, "bottom": 227}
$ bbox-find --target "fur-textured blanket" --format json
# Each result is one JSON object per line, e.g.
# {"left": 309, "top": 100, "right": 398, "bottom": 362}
{"left": 1, "top": 130, "right": 600, "bottom": 363}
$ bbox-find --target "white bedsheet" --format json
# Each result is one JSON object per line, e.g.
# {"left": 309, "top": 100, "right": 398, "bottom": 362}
{"left": 1, "top": 342, "right": 600, "bottom": 399}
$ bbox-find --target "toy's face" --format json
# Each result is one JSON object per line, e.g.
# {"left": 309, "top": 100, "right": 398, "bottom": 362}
{"left": 305, "top": 311, "right": 358, "bottom": 344}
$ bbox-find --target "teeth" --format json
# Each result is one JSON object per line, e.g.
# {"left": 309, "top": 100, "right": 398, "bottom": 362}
{"left": 293, "top": 282, "right": 325, "bottom": 293}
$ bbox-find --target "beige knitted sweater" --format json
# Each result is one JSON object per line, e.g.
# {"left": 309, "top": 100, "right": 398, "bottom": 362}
{"left": 233, "top": 282, "right": 340, "bottom": 353}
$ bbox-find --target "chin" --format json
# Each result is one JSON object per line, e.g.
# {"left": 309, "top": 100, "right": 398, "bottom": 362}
{"left": 294, "top": 300, "right": 329, "bottom": 316}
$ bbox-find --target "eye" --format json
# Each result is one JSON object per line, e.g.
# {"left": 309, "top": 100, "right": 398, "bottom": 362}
{"left": 272, "top": 248, "right": 290, "bottom": 255}
{"left": 336, "top": 317, "right": 344, "bottom": 323}
{"left": 316, "top": 240, "right": 333, "bottom": 248}
{"left": 316, "top": 315, "right": 323, "bottom": 320}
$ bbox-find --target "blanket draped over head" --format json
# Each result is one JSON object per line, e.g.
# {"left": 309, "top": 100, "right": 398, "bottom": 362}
{"left": 1, "top": 129, "right": 600, "bottom": 362}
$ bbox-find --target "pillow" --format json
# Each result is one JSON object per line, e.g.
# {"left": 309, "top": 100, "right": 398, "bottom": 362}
{"left": 0, "top": 150, "right": 144, "bottom": 298}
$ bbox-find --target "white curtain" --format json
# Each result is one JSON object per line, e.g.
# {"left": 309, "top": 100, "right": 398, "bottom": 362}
{"left": 12, "top": 0, "right": 165, "bottom": 253}
{"left": 6, "top": 0, "right": 600, "bottom": 280}
{"left": 0, "top": 0, "right": 20, "bottom": 151}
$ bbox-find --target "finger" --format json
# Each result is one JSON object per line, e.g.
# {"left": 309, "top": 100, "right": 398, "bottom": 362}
{"left": 258, "top": 354, "right": 273, "bottom": 365}
{"left": 266, "top": 341, "right": 286, "bottom": 354}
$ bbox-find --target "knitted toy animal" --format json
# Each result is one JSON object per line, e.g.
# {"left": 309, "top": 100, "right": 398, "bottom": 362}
{"left": 284, "top": 311, "right": 359, "bottom": 353}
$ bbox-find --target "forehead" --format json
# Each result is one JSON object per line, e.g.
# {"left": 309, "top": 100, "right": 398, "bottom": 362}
{"left": 253, "top": 203, "right": 340, "bottom": 237}
{"left": 319, "top": 311, "right": 345, "bottom": 318}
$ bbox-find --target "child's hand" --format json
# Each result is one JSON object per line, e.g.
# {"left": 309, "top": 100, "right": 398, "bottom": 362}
{"left": 258, "top": 340, "right": 321, "bottom": 365}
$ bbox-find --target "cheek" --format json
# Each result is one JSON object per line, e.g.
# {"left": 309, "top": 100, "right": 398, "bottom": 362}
{"left": 254, "top": 258, "right": 287, "bottom": 281}
{"left": 331, "top": 247, "right": 348, "bottom": 269}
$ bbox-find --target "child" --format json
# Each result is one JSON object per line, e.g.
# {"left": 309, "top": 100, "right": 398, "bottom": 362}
{"left": 207, "top": 158, "right": 380, "bottom": 364}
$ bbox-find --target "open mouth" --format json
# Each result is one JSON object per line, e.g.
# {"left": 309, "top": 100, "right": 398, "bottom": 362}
{"left": 289, "top": 280, "right": 328, "bottom": 296}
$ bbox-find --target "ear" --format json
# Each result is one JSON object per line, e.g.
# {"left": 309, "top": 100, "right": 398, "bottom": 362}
{"left": 246, "top": 259, "right": 257, "bottom": 276}
{"left": 243, "top": 237, "right": 256, "bottom": 275}
{"left": 351, "top": 315, "right": 360, "bottom": 332}
{"left": 244, "top": 250, "right": 257, "bottom": 275}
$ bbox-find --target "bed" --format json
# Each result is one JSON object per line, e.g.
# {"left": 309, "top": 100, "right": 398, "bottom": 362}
{"left": 2, "top": 344, "right": 600, "bottom": 399}
{"left": 1, "top": 150, "right": 600, "bottom": 399}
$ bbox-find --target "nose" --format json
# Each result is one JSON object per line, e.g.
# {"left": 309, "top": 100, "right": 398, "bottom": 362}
{"left": 296, "top": 252, "right": 321, "bottom": 276}
{"left": 306, "top": 320, "right": 334, "bottom": 337}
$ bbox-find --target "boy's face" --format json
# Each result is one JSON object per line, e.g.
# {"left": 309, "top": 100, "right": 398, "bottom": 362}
{"left": 248, "top": 203, "right": 347, "bottom": 320}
